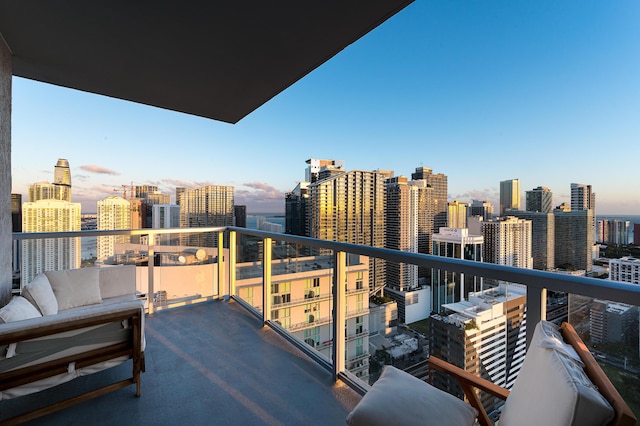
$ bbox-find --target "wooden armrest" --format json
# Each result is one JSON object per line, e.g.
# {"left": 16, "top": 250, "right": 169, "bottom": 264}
{"left": 428, "top": 356, "right": 509, "bottom": 426}
{"left": 561, "top": 322, "right": 636, "bottom": 426}
{"left": 428, "top": 356, "right": 510, "bottom": 400}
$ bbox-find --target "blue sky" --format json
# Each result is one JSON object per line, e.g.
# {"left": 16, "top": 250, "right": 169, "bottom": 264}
{"left": 10, "top": 1, "right": 640, "bottom": 214}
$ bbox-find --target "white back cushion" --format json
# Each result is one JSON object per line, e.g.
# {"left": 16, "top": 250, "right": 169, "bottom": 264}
{"left": 22, "top": 273, "right": 59, "bottom": 316}
{"left": 499, "top": 321, "right": 614, "bottom": 426}
{"left": 45, "top": 267, "right": 102, "bottom": 310}
{"left": 99, "top": 265, "right": 136, "bottom": 299}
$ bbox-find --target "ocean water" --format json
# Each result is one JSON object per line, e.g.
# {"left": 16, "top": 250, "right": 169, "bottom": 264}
{"left": 246, "top": 213, "right": 285, "bottom": 230}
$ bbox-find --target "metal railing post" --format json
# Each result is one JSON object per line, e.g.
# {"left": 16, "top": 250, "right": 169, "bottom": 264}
{"left": 263, "top": 237, "right": 272, "bottom": 323}
{"left": 229, "top": 230, "right": 236, "bottom": 299}
{"left": 332, "top": 250, "right": 347, "bottom": 381}
{"left": 218, "top": 232, "right": 225, "bottom": 297}
{"left": 526, "top": 286, "right": 546, "bottom": 347}
{"left": 147, "top": 232, "right": 155, "bottom": 315}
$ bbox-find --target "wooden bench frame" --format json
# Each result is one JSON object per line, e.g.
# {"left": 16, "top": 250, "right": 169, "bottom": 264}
{"left": 0, "top": 306, "right": 145, "bottom": 425}
{"left": 427, "top": 322, "right": 636, "bottom": 426}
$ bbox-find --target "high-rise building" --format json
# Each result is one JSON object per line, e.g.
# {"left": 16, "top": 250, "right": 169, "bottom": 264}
{"left": 135, "top": 185, "right": 158, "bottom": 199}
{"left": 179, "top": 185, "right": 234, "bottom": 247}
{"left": 97, "top": 196, "right": 132, "bottom": 261}
{"left": 176, "top": 187, "right": 186, "bottom": 206}
{"left": 53, "top": 158, "right": 72, "bottom": 202}
{"left": 525, "top": 186, "right": 553, "bottom": 213}
{"left": 499, "top": 179, "right": 520, "bottom": 215}
{"left": 554, "top": 209, "right": 594, "bottom": 272}
{"left": 234, "top": 205, "right": 247, "bottom": 228}
{"left": 431, "top": 228, "right": 483, "bottom": 313}
{"left": 635, "top": 224, "right": 640, "bottom": 245}
{"left": 597, "top": 220, "right": 609, "bottom": 244}
{"left": 385, "top": 176, "right": 419, "bottom": 293}
{"left": 407, "top": 179, "right": 435, "bottom": 283}
{"left": 469, "top": 199, "right": 494, "bottom": 221}
{"left": 285, "top": 182, "right": 309, "bottom": 236}
{"left": 305, "top": 158, "right": 345, "bottom": 183}
{"left": 609, "top": 256, "right": 640, "bottom": 284}
{"left": 129, "top": 198, "right": 144, "bottom": 230}
{"left": 570, "top": 183, "right": 595, "bottom": 212}
{"left": 21, "top": 199, "right": 81, "bottom": 285}
{"left": 590, "top": 300, "right": 636, "bottom": 344}
{"left": 480, "top": 216, "right": 533, "bottom": 270}
{"left": 308, "top": 170, "right": 386, "bottom": 295}
{"left": 430, "top": 284, "right": 527, "bottom": 413}
{"left": 11, "top": 193, "right": 21, "bottom": 233}
{"left": 447, "top": 200, "right": 468, "bottom": 229}
{"left": 152, "top": 204, "right": 180, "bottom": 229}
{"left": 11, "top": 194, "right": 22, "bottom": 286}
{"left": 411, "top": 167, "right": 448, "bottom": 234}
{"left": 508, "top": 211, "right": 555, "bottom": 270}
{"left": 604, "top": 220, "right": 631, "bottom": 246}
{"left": 384, "top": 176, "right": 431, "bottom": 324}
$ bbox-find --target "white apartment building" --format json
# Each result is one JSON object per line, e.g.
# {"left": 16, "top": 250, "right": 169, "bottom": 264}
{"left": 480, "top": 216, "right": 533, "bottom": 270}
{"left": 609, "top": 257, "right": 640, "bottom": 285}
{"left": 432, "top": 228, "right": 484, "bottom": 313}
{"left": 430, "top": 283, "right": 527, "bottom": 414}
{"left": 97, "top": 196, "right": 132, "bottom": 261}
{"left": 21, "top": 199, "right": 81, "bottom": 285}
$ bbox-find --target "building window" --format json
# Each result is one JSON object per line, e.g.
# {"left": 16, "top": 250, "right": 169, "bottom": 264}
{"left": 272, "top": 308, "right": 290, "bottom": 328}
{"left": 240, "top": 286, "right": 254, "bottom": 307}
{"left": 356, "top": 271, "right": 364, "bottom": 290}
{"left": 272, "top": 282, "right": 291, "bottom": 305}
{"left": 356, "top": 338, "right": 364, "bottom": 356}
{"left": 356, "top": 294, "right": 364, "bottom": 311}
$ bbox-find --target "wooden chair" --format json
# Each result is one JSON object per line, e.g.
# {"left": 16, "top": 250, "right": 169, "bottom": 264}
{"left": 428, "top": 322, "right": 636, "bottom": 426}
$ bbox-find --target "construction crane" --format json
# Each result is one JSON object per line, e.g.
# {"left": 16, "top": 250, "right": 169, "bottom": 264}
{"left": 113, "top": 182, "right": 134, "bottom": 200}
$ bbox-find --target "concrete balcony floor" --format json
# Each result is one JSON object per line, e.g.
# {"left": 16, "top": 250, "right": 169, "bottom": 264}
{"left": 2, "top": 300, "right": 361, "bottom": 425}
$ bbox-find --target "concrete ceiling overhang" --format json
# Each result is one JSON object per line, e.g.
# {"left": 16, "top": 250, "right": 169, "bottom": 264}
{"left": 0, "top": 1, "right": 413, "bottom": 124}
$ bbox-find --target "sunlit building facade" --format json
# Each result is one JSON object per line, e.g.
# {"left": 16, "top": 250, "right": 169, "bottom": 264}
{"left": 508, "top": 211, "right": 555, "bottom": 270}
{"left": 447, "top": 200, "right": 468, "bottom": 229}
{"left": 97, "top": 196, "right": 132, "bottom": 261}
{"left": 21, "top": 199, "right": 81, "bottom": 285}
{"left": 499, "top": 179, "right": 520, "bottom": 215}
{"left": 308, "top": 170, "right": 386, "bottom": 295}
{"left": 430, "top": 284, "right": 527, "bottom": 415}
{"left": 480, "top": 216, "right": 533, "bottom": 270}
{"left": 236, "top": 254, "right": 371, "bottom": 382}
{"left": 179, "top": 185, "right": 234, "bottom": 247}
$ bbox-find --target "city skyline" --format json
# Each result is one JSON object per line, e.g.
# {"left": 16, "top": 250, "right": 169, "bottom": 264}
{"left": 10, "top": 2, "right": 640, "bottom": 214}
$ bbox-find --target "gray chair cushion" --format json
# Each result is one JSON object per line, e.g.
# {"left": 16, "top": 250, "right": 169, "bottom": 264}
{"left": 346, "top": 365, "right": 478, "bottom": 426}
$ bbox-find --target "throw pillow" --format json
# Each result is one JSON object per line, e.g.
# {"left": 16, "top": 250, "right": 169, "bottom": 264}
{"left": 22, "top": 273, "right": 59, "bottom": 316}
{"left": 0, "top": 296, "right": 43, "bottom": 324}
{"left": 346, "top": 365, "right": 478, "bottom": 426}
{"left": 46, "top": 267, "right": 102, "bottom": 310}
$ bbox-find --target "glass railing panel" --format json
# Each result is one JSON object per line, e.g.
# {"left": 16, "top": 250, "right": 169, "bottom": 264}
{"left": 146, "top": 230, "right": 222, "bottom": 307}
{"left": 234, "top": 233, "right": 264, "bottom": 314}
{"left": 567, "top": 295, "right": 640, "bottom": 419}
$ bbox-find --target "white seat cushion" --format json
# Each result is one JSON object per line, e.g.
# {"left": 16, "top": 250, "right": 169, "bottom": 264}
{"left": 499, "top": 321, "right": 614, "bottom": 426}
{"left": 346, "top": 365, "right": 478, "bottom": 426}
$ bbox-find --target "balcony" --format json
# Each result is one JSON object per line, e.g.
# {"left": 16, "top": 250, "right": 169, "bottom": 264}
{"left": 7, "top": 226, "right": 640, "bottom": 423}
